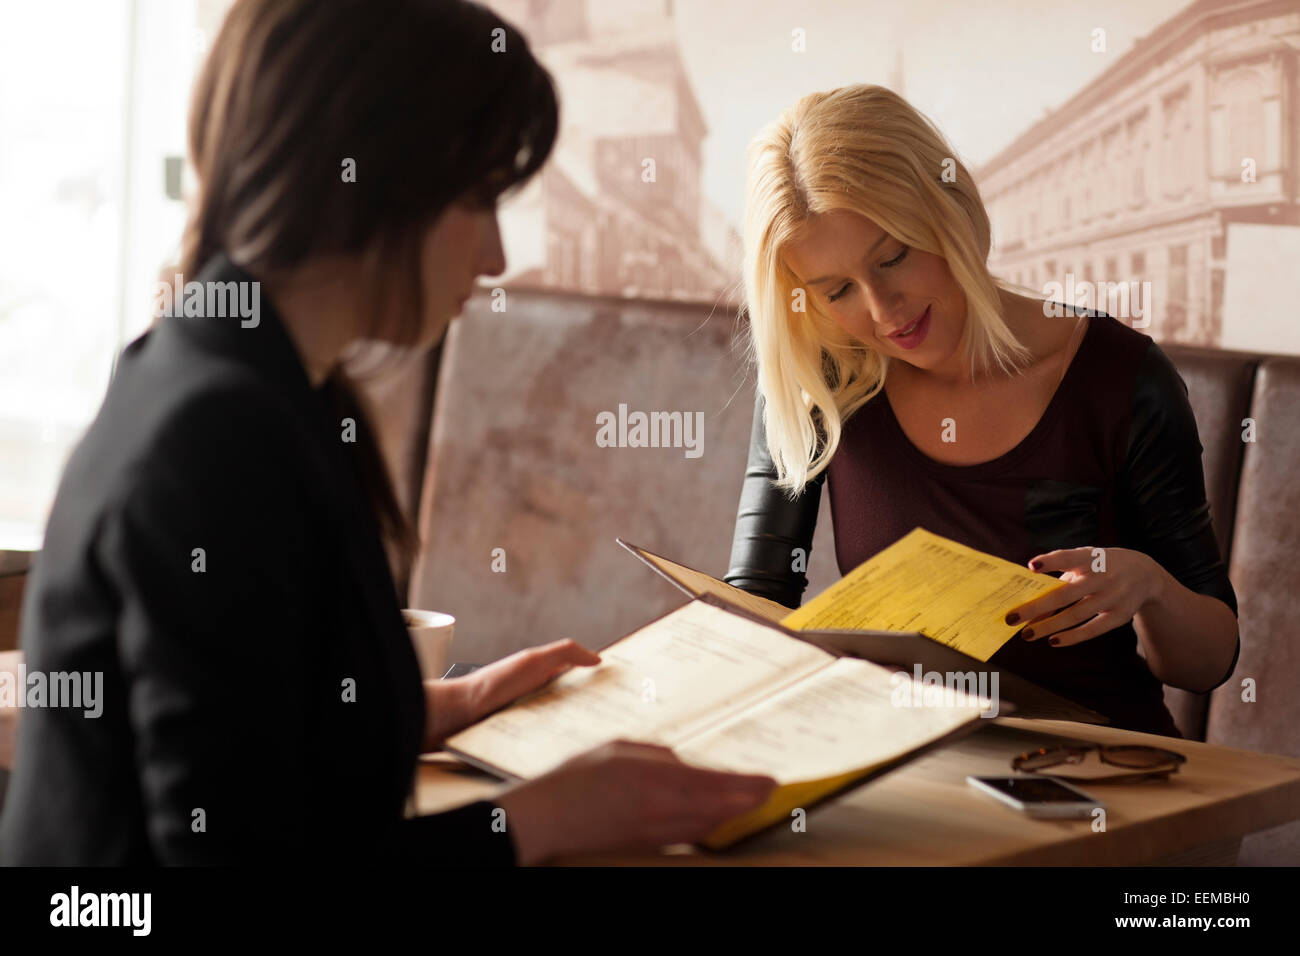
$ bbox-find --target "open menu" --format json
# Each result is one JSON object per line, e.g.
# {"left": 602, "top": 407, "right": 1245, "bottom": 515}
{"left": 445, "top": 594, "right": 994, "bottom": 850}
{"left": 619, "top": 527, "right": 1109, "bottom": 725}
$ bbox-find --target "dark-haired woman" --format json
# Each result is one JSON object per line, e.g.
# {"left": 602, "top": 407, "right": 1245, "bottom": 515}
{"left": 0, "top": 0, "right": 773, "bottom": 866}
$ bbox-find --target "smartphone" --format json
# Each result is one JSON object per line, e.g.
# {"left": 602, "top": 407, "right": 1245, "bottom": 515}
{"left": 966, "top": 775, "right": 1104, "bottom": 818}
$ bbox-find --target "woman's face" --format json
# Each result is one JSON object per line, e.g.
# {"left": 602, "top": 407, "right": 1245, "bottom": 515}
{"left": 412, "top": 198, "right": 507, "bottom": 348}
{"left": 782, "top": 209, "right": 967, "bottom": 374}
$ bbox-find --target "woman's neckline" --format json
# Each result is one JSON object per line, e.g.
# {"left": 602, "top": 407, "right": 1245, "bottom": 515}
{"left": 879, "top": 309, "right": 1097, "bottom": 479}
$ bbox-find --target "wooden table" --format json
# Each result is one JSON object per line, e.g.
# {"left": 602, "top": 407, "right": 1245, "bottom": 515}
{"left": 415, "top": 716, "right": 1300, "bottom": 865}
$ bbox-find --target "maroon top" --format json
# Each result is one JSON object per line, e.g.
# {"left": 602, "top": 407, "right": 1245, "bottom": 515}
{"left": 824, "top": 312, "right": 1238, "bottom": 737}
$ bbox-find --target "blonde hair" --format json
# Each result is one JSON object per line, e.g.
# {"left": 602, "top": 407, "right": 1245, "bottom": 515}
{"left": 742, "top": 84, "right": 1035, "bottom": 494}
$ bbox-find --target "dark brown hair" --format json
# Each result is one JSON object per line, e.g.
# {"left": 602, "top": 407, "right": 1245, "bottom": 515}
{"left": 180, "top": 0, "right": 559, "bottom": 566}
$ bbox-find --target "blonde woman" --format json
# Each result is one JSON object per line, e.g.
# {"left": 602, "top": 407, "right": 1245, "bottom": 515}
{"left": 724, "top": 85, "right": 1238, "bottom": 737}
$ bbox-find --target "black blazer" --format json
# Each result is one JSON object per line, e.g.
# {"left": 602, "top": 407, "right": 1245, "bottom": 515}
{"left": 0, "top": 253, "right": 515, "bottom": 865}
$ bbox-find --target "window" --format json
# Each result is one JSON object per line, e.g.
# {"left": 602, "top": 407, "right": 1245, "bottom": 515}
{"left": 1162, "top": 89, "right": 1191, "bottom": 196}
{"left": 1225, "top": 70, "right": 1265, "bottom": 177}
{"left": 1102, "top": 127, "right": 1121, "bottom": 215}
{"left": 1167, "top": 244, "right": 1188, "bottom": 334}
{"left": 0, "top": 1, "right": 209, "bottom": 549}
{"left": 1211, "top": 268, "right": 1224, "bottom": 334}
{"left": 1127, "top": 111, "right": 1148, "bottom": 205}
{"left": 1080, "top": 143, "right": 1094, "bottom": 222}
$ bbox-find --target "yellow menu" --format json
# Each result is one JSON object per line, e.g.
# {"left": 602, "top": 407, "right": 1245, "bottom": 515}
{"left": 622, "top": 527, "right": 1068, "bottom": 664}
{"left": 780, "top": 528, "right": 1067, "bottom": 661}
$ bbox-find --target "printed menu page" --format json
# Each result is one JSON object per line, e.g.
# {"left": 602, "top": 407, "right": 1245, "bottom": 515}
{"left": 781, "top": 527, "right": 1065, "bottom": 661}
{"left": 445, "top": 599, "right": 831, "bottom": 779}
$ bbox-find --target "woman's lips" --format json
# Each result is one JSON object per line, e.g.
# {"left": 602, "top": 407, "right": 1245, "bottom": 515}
{"left": 889, "top": 305, "right": 931, "bottom": 350}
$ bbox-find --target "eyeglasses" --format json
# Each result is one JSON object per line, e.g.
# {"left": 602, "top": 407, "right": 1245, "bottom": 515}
{"left": 1011, "top": 744, "right": 1187, "bottom": 783}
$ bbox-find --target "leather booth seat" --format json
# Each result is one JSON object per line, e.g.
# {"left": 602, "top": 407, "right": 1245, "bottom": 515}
{"left": 406, "top": 289, "right": 840, "bottom": 667}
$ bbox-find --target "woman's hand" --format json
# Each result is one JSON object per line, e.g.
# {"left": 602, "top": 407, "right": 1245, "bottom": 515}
{"left": 1004, "top": 546, "right": 1167, "bottom": 647}
{"left": 495, "top": 740, "right": 777, "bottom": 865}
{"left": 422, "top": 639, "right": 600, "bottom": 752}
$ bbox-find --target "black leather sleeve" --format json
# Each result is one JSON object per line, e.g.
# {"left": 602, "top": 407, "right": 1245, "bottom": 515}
{"left": 723, "top": 390, "right": 824, "bottom": 609}
{"left": 1116, "top": 342, "right": 1241, "bottom": 689}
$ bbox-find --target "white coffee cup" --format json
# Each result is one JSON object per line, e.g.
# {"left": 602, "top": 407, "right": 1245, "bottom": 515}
{"left": 402, "top": 609, "right": 455, "bottom": 680}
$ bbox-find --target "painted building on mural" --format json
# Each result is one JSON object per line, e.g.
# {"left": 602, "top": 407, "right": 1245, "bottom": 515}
{"left": 489, "top": 0, "right": 740, "bottom": 303}
{"left": 978, "top": 0, "right": 1300, "bottom": 353}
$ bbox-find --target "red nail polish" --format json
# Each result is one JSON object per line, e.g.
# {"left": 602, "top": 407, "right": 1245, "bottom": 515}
{"left": 1006, "top": 613, "right": 1019, "bottom": 625}
{"left": 1022, "top": 628, "right": 1033, "bottom": 639}
{"left": 1030, "top": 560, "right": 1042, "bottom": 571}
{"left": 1049, "top": 637, "right": 1060, "bottom": 646}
